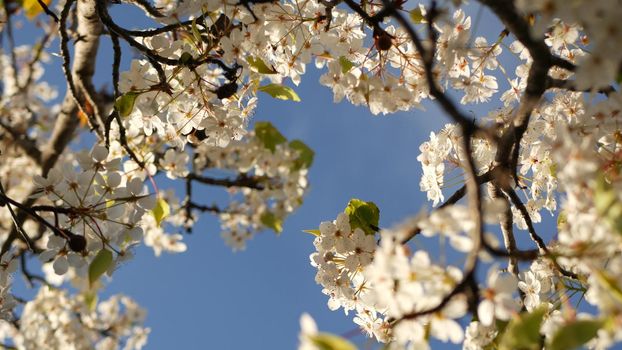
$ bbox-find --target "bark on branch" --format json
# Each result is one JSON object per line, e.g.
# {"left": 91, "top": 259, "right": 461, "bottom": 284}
{"left": 1, "top": 0, "right": 103, "bottom": 258}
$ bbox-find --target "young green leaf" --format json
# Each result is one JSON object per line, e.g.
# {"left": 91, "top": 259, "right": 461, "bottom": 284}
{"left": 258, "top": 83, "right": 301, "bottom": 102}
{"left": 338, "top": 56, "right": 355, "bottom": 74}
{"left": 152, "top": 197, "right": 170, "bottom": 227}
{"left": 594, "top": 176, "right": 617, "bottom": 215}
{"left": 594, "top": 175, "right": 622, "bottom": 235}
{"left": 557, "top": 210, "right": 567, "bottom": 231}
{"left": 260, "top": 212, "right": 283, "bottom": 233}
{"left": 255, "top": 121, "right": 287, "bottom": 152}
{"left": 302, "top": 229, "right": 320, "bottom": 236}
{"left": 594, "top": 270, "right": 622, "bottom": 303}
{"left": 179, "top": 52, "right": 193, "bottom": 64}
{"left": 88, "top": 249, "right": 113, "bottom": 288}
{"left": 289, "top": 140, "right": 315, "bottom": 170}
{"left": 22, "top": 0, "right": 52, "bottom": 19}
{"left": 83, "top": 291, "right": 98, "bottom": 312}
{"left": 247, "top": 56, "right": 278, "bottom": 74}
{"left": 114, "top": 92, "right": 139, "bottom": 118}
{"left": 549, "top": 163, "right": 557, "bottom": 178}
{"left": 310, "top": 333, "right": 357, "bottom": 350}
{"left": 191, "top": 18, "right": 203, "bottom": 44}
{"left": 547, "top": 319, "right": 603, "bottom": 350}
{"left": 410, "top": 8, "right": 426, "bottom": 23}
{"left": 484, "top": 319, "right": 510, "bottom": 350}
{"left": 499, "top": 307, "right": 547, "bottom": 350}
{"left": 344, "top": 199, "right": 379, "bottom": 235}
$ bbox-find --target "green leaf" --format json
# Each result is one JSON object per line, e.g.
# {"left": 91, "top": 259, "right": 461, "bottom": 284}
{"left": 547, "top": 319, "right": 603, "bottom": 350}
{"left": 260, "top": 212, "right": 283, "bottom": 233}
{"left": 114, "top": 92, "right": 139, "bottom": 118}
{"left": 594, "top": 175, "right": 622, "bottom": 235}
{"left": 338, "top": 56, "right": 355, "bottom": 74}
{"left": 83, "top": 291, "right": 98, "bottom": 312}
{"left": 549, "top": 163, "right": 557, "bottom": 178}
{"left": 88, "top": 249, "right": 113, "bottom": 288}
{"left": 310, "top": 333, "right": 357, "bottom": 350}
{"left": 594, "top": 270, "right": 622, "bottom": 303}
{"left": 594, "top": 176, "right": 616, "bottom": 216}
{"left": 258, "top": 83, "right": 301, "bottom": 102}
{"left": 499, "top": 307, "right": 547, "bottom": 350}
{"left": 22, "top": 0, "right": 51, "bottom": 19}
{"left": 557, "top": 211, "right": 567, "bottom": 231}
{"left": 255, "top": 121, "right": 287, "bottom": 152}
{"left": 151, "top": 197, "right": 170, "bottom": 227}
{"left": 303, "top": 229, "right": 320, "bottom": 236}
{"left": 345, "top": 199, "right": 379, "bottom": 235}
{"left": 191, "top": 18, "right": 203, "bottom": 44}
{"left": 410, "top": 8, "right": 425, "bottom": 23}
{"left": 289, "top": 140, "right": 314, "bottom": 170}
{"left": 247, "top": 56, "right": 277, "bottom": 74}
{"left": 179, "top": 52, "right": 193, "bottom": 64}
{"left": 484, "top": 320, "right": 510, "bottom": 350}
{"left": 612, "top": 215, "right": 622, "bottom": 236}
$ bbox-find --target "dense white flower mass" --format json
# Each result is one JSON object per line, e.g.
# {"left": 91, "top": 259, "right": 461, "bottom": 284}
{"left": 14, "top": 288, "right": 149, "bottom": 349}
{"left": 1, "top": 0, "right": 622, "bottom": 348}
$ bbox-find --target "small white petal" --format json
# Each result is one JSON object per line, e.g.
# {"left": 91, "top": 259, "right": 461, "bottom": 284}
{"left": 92, "top": 145, "right": 109, "bottom": 162}
{"left": 478, "top": 299, "right": 495, "bottom": 326}
{"left": 53, "top": 256, "right": 69, "bottom": 275}
{"left": 300, "top": 313, "right": 317, "bottom": 335}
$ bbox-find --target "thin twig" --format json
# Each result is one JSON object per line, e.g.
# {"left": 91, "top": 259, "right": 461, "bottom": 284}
{"left": 0, "top": 120, "right": 42, "bottom": 162}
{"left": 188, "top": 173, "right": 265, "bottom": 190}
{"left": 0, "top": 183, "right": 34, "bottom": 251}
{"left": 503, "top": 186, "right": 578, "bottom": 279}
{"left": 36, "top": 0, "right": 60, "bottom": 22}
{"left": 489, "top": 183, "right": 518, "bottom": 276}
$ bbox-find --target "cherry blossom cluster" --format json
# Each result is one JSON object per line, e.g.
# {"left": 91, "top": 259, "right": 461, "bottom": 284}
{"left": 194, "top": 123, "right": 311, "bottom": 250}
{"left": 299, "top": 0, "right": 622, "bottom": 347}
{"left": 4, "top": 0, "right": 622, "bottom": 348}
{"left": 414, "top": 44, "right": 622, "bottom": 349}
{"left": 32, "top": 145, "right": 155, "bottom": 279}
{"left": 118, "top": 57, "right": 253, "bottom": 150}
{"left": 0, "top": 287, "right": 148, "bottom": 349}
{"left": 0, "top": 44, "right": 59, "bottom": 128}
{"left": 362, "top": 227, "right": 468, "bottom": 347}
{"left": 516, "top": 0, "right": 622, "bottom": 90}
{"left": 309, "top": 213, "right": 376, "bottom": 313}
{"left": 307, "top": 209, "right": 512, "bottom": 347}
{"left": 306, "top": 199, "right": 531, "bottom": 346}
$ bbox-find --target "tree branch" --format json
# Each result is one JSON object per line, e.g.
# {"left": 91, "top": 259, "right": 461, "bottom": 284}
{"left": 0, "top": 120, "right": 42, "bottom": 162}
{"left": 546, "top": 77, "right": 616, "bottom": 96}
{"left": 187, "top": 173, "right": 266, "bottom": 190}
{"left": 1, "top": 0, "right": 103, "bottom": 258}
{"left": 489, "top": 183, "right": 518, "bottom": 276}
{"left": 503, "top": 186, "right": 578, "bottom": 279}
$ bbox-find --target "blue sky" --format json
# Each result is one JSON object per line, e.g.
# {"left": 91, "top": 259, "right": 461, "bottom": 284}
{"left": 5, "top": 3, "right": 518, "bottom": 349}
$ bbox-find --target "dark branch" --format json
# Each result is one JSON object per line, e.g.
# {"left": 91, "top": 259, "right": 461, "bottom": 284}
{"left": 187, "top": 173, "right": 265, "bottom": 190}
{"left": 503, "top": 186, "right": 578, "bottom": 279}
{"left": 0, "top": 120, "right": 42, "bottom": 162}
{"left": 36, "top": 0, "right": 60, "bottom": 22}
{"left": 546, "top": 77, "right": 616, "bottom": 96}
